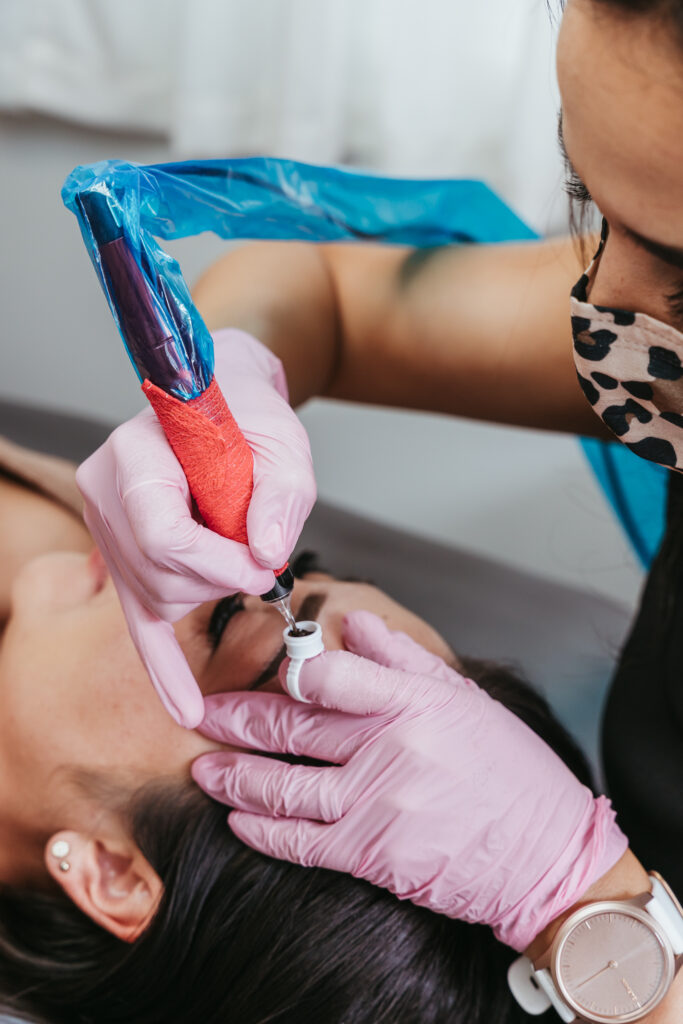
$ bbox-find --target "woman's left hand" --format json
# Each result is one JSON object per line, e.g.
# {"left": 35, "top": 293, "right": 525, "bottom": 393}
{"left": 193, "top": 611, "right": 627, "bottom": 951}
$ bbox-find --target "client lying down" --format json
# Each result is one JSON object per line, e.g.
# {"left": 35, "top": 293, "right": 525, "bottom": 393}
{"left": 0, "top": 439, "right": 593, "bottom": 1023}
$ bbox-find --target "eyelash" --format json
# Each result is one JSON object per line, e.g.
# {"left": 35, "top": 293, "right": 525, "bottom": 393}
{"left": 557, "top": 111, "right": 682, "bottom": 317}
{"left": 207, "top": 594, "right": 244, "bottom": 651}
{"left": 291, "top": 550, "right": 323, "bottom": 577}
{"left": 205, "top": 552, "right": 325, "bottom": 647}
{"left": 667, "top": 286, "right": 683, "bottom": 321}
{"left": 205, "top": 551, "right": 323, "bottom": 651}
{"left": 564, "top": 170, "right": 592, "bottom": 206}
{"left": 557, "top": 114, "right": 592, "bottom": 207}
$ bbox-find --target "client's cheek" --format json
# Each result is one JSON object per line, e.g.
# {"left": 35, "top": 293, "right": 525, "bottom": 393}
{"left": 9, "top": 557, "right": 55, "bottom": 617}
{"left": 10, "top": 552, "right": 98, "bottom": 615}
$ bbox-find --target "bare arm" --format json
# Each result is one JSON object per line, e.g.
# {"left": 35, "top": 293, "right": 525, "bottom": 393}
{"left": 0, "top": 475, "right": 90, "bottom": 622}
{"left": 192, "top": 236, "right": 607, "bottom": 436}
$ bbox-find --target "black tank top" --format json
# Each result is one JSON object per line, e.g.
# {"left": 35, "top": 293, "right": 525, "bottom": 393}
{"left": 602, "top": 470, "right": 683, "bottom": 893}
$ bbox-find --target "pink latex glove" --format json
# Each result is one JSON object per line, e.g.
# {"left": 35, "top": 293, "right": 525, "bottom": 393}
{"left": 76, "top": 328, "right": 316, "bottom": 729}
{"left": 193, "top": 610, "right": 627, "bottom": 951}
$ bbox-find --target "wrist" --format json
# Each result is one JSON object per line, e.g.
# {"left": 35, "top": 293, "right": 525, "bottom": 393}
{"left": 525, "top": 848, "right": 650, "bottom": 969}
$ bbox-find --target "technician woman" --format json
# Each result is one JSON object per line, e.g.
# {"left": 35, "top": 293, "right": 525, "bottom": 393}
{"left": 78, "top": 0, "right": 683, "bottom": 1020}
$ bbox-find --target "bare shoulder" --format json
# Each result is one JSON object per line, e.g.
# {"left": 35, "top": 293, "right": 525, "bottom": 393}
{"left": 0, "top": 474, "right": 90, "bottom": 621}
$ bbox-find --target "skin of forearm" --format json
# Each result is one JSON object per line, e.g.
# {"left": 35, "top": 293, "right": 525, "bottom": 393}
{"left": 525, "top": 850, "right": 683, "bottom": 1022}
{"left": 322, "top": 235, "right": 608, "bottom": 435}
{"left": 192, "top": 241, "right": 341, "bottom": 408}
{"left": 192, "top": 236, "right": 609, "bottom": 437}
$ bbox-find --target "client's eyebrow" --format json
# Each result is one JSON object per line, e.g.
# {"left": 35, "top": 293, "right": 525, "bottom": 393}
{"left": 249, "top": 592, "right": 327, "bottom": 690}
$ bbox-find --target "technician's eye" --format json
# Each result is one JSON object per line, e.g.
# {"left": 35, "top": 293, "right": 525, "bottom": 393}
{"left": 207, "top": 594, "right": 245, "bottom": 651}
{"left": 557, "top": 113, "right": 593, "bottom": 207}
{"left": 564, "top": 170, "right": 592, "bottom": 206}
{"left": 666, "top": 285, "right": 683, "bottom": 322}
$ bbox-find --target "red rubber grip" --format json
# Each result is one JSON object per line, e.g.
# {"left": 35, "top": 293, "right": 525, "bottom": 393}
{"left": 142, "top": 378, "right": 288, "bottom": 578}
{"left": 143, "top": 377, "right": 254, "bottom": 544}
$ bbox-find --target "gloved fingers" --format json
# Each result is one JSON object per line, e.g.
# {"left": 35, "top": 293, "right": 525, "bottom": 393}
{"left": 82, "top": 504, "right": 229, "bottom": 622}
{"left": 213, "top": 328, "right": 290, "bottom": 401}
{"left": 228, "top": 811, "right": 331, "bottom": 870}
{"left": 85, "top": 406, "right": 276, "bottom": 595}
{"left": 193, "top": 752, "right": 349, "bottom": 822}
{"left": 246, "top": 460, "right": 316, "bottom": 568}
{"left": 80, "top": 441, "right": 275, "bottom": 608}
{"left": 86, "top": 408, "right": 190, "bottom": 499}
{"left": 213, "top": 332, "right": 316, "bottom": 568}
{"left": 121, "top": 480, "right": 275, "bottom": 597}
{"left": 342, "top": 610, "right": 467, "bottom": 686}
{"left": 80, "top": 505, "right": 186, "bottom": 616}
{"left": 199, "top": 690, "right": 375, "bottom": 763}
{"left": 117, "top": 585, "right": 205, "bottom": 729}
{"left": 288, "top": 649, "right": 442, "bottom": 716}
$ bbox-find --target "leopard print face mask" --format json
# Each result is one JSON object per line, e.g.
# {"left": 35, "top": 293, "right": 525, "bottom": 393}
{"left": 571, "top": 220, "right": 683, "bottom": 471}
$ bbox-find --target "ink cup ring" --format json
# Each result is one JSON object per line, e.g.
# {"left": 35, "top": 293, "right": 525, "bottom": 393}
{"left": 283, "top": 621, "right": 325, "bottom": 702}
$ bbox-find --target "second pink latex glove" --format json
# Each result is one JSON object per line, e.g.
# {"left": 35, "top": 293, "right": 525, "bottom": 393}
{"left": 193, "top": 611, "right": 627, "bottom": 951}
{"left": 76, "top": 329, "right": 316, "bottom": 728}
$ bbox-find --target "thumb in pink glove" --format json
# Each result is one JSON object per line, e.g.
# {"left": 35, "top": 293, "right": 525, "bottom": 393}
{"left": 193, "top": 610, "right": 627, "bottom": 950}
{"left": 76, "top": 329, "right": 316, "bottom": 728}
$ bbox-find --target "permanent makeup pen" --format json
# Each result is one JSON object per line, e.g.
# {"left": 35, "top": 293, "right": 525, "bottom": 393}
{"left": 78, "top": 190, "right": 296, "bottom": 628}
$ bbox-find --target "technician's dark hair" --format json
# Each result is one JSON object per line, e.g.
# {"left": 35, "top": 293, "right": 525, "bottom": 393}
{"left": 0, "top": 663, "right": 590, "bottom": 1024}
{"left": 557, "top": 0, "right": 683, "bottom": 31}
{"left": 592, "top": 0, "right": 683, "bottom": 35}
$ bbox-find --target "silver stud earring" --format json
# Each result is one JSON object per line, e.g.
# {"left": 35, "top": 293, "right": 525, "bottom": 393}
{"left": 51, "top": 839, "right": 71, "bottom": 871}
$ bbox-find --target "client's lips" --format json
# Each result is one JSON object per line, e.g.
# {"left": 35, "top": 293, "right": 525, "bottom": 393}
{"left": 87, "top": 546, "right": 109, "bottom": 595}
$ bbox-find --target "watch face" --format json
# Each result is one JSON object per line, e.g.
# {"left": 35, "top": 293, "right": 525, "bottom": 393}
{"left": 554, "top": 903, "right": 674, "bottom": 1022}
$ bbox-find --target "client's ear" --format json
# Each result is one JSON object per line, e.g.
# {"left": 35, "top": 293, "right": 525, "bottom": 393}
{"left": 44, "top": 829, "right": 162, "bottom": 942}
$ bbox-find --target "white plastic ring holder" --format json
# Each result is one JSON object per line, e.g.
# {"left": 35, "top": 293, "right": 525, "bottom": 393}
{"left": 283, "top": 621, "right": 325, "bottom": 702}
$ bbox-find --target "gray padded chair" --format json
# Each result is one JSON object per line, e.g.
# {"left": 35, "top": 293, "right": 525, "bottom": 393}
{"left": 0, "top": 398, "right": 635, "bottom": 777}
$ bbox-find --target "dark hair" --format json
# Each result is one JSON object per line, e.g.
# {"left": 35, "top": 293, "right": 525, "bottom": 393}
{"left": 562, "top": 0, "right": 683, "bottom": 41}
{"left": 593, "top": 0, "right": 683, "bottom": 23}
{"left": 0, "top": 663, "right": 590, "bottom": 1024}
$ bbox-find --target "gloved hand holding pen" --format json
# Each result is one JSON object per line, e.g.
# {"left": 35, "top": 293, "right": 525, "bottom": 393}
{"left": 193, "top": 610, "right": 628, "bottom": 952}
{"left": 76, "top": 329, "right": 316, "bottom": 728}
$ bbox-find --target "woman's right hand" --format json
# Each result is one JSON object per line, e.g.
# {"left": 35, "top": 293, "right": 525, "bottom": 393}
{"left": 194, "top": 610, "right": 628, "bottom": 951}
{"left": 76, "top": 329, "right": 316, "bottom": 729}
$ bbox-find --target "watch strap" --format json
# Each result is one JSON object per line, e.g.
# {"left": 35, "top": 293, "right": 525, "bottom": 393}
{"left": 534, "top": 968, "right": 577, "bottom": 1022}
{"left": 507, "top": 956, "right": 576, "bottom": 1021}
{"left": 647, "top": 875, "right": 683, "bottom": 954}
{"left": 507, "top": 873, "right": 683, "bottom": 1021}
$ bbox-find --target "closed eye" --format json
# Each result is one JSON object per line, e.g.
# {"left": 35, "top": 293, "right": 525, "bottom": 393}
{"left": 666, "top": 285, "right": 683, "bottom": 328}
{"left": 558, "top": 111, "right": 593, "bottom": 206}
{"left": 564, "top": 171, "right": 592, "bottom": 205}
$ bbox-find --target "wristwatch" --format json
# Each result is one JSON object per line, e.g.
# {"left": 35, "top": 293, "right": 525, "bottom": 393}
{"left": 508, "top": 873, "right": 683, "bottom": 1022}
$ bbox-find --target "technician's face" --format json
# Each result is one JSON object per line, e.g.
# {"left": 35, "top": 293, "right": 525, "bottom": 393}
{"left": 0, "top": 549, "right": 452, "bottom": 881}
{"left": 557, "top": 0, "right": 683, "bottom": 323}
